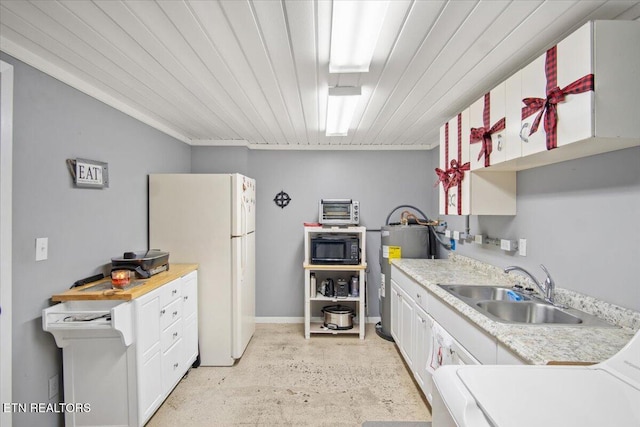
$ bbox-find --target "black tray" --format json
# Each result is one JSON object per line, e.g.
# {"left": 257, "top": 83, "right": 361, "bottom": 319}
{"left": 111, "top": 250, "right": 169, "bottom": 271}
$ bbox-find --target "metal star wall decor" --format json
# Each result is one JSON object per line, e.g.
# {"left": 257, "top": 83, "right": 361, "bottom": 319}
{"left": 273, "top": 190, "right": 291, "bottom": 209}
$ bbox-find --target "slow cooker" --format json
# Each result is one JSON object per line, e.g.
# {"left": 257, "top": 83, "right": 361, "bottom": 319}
{"left": 322, "top": 305, "right": 355, "bottom": 330}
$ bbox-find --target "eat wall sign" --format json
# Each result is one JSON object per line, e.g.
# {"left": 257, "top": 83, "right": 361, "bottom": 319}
{"left": 67, "top": 158, "right": 109, "bottom": 188}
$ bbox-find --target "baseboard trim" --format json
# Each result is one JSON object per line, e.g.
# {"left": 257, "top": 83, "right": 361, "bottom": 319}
{"left": 256, "top": 316, "right": 381, "bottom": 324}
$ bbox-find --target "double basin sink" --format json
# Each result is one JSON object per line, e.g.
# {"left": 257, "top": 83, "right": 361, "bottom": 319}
{"left": 438, "top": 284, "right": 614, "bottom": 327}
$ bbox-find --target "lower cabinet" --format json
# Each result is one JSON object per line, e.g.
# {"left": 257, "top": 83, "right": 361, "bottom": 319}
{"left": 390, "top": 266, "right": 526, "bottom": 405}
{"left": 43, "top": 269, "right": 198, "bottom": 427}
{"left": 413, "top": 305, "right": 434, "bottom": 401}
{"left": 136, "top": 270, "right": 198, "bottom": 425}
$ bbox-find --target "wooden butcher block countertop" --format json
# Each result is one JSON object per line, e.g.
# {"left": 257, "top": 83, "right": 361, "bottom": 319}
{"left": 51, "top": 264, "right": 198, "bottom": 302}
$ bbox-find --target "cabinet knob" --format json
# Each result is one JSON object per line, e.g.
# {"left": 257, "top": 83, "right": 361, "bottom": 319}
{"left": 496, "top": 134, "right": 503, "bottom": 151}
{"left": 173, "top": 362, "right": 179, "bottom": 369}
{"left": 416, "top": 294, "right": 421, "bottom": 299}
{"left": 184, "top": 296, "right": 188, "bottom": 301}
{"left": 520, "top": 123, "right": 530, "bottom": 143}
{"left": 173, "top": 310, "right": 178, "bottom": 317}
{"left": 173, "top": 332, "right": 178, "bottom": 338}
{"left": 160, "top": 309, "right": 166, "bottom": 315}
{"left": 172, "top": 289, "right": 178, "bottom": 295}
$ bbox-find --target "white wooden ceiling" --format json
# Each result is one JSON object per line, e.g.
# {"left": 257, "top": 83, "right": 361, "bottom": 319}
{"left": 1, "top": 0, "right": 639, "bottom": 149}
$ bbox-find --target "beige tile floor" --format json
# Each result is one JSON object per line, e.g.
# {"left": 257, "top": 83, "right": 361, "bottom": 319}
{"left": 148, "top": 323, "right": 431, "bottom": 427}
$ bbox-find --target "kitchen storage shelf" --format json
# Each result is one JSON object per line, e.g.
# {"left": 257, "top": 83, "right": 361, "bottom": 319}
{"left": 303, "top": 226, "right": 366, "bottom": 339}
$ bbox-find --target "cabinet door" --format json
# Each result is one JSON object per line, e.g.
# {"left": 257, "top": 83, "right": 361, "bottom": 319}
{"left": 137, "top": 291, "right": 161, "bottom": 356}
{"left": 135, "top": 290, "right": 163, "bottom": 425}
{"left": 163, "top": 340, "right": 184, "bottom": 393}
{"left": 520, "top": 23, "right": 592, "bottom": 156}
{"left": 438, "top": 114, "right": 471, "bottom": 216}
{"left": 398, "top": 286, "right": 414, "bottom": 368}
{"left": 390, "top": 281, "right": 401, "bottom": 342}
{"left": 469, "top": 83, "right": 507, "bottom": 170}
{"left": 182, "top": 272, "right": 199, "bottom": 367}
{"left": 413, "top": 306, "right": 434, "bottom": 403}
{"left": 505, "top": 71, "right": 523, "bottom": 161}
{"left": 139, "top": 349, "right": 163, "bottom": 425}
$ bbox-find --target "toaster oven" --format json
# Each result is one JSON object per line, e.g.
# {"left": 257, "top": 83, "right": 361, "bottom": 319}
{"left": 319, "top": 199, "right": 359, "bottom": 225}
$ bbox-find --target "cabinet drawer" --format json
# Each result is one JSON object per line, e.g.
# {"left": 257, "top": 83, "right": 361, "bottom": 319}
{"left": 160, "top": 278, "right": 182, "bottom": 307}
{"left": 161, "top": 317, "right": 183, "bottom": 353}
{"left": 160, "top": 297, "right": 182, "bottom": 331}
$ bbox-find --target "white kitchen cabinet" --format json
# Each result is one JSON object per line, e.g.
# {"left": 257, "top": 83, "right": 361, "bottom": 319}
{"left": 398, "top": 284, "right": 415, "bottom": 368}
{"left": 182, "top": 271, "right": 199, "bottom": 368}
{"left": 469, "top": 83, "right": 507, "bottom": 170}
{"left": 390, "top": 281, "right": 401, "bottom": 342}
{"left": 505, "top": 20, "right": 640, "bottom": 170}
{"left": 303, "top": 226, "right": 366, "bottom": 339}
{"left": 136, "top": 289, "right": 164, "bottom": 423}
{"left": 391, "top": 266, "right": 510, "bottom": 404}
{"left": 43, "top": 268, "right": 199, "bottom": 427}
{"left": 390, "top": 279, "right": 416, "bottom": 369}
{"left": 438, "top": 113, "right": 516, "bottom": 216}
{"left": 133, "top": 270, "right": 200, "bottom": 425}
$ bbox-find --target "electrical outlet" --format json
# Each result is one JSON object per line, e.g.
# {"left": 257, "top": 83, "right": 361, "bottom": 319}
{"left": 453, "top": 230, "right": 460, "bottom": 240}
{"left": 36, "top": 237, "right": 48, "bottom": 261}
{"left": 519, "top": 238, "right": 527, "bottom": 257}
{"left": 474, "top": 234, "right": 483, "bottom": 244}
{"left": 48, "top": 374, "right": 59, "bottom": 399}
{"left": 444, "top": 230, "right": 451, "bottom": 238}
{"left": 500, "top": 239, "right": 518, "bottom": 252}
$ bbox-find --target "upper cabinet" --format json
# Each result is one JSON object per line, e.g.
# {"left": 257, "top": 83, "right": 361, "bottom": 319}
{"left": 504, "top": 20, "right": 640, "bottom": 169}
{"left": 469, "top": 82, "right": 507, "bottom": 170}
{"left": 438, "top": 112, "right": 516, "bottom": 216}
{"left": 436, "top": 20, "right": 640, "bottom": 215}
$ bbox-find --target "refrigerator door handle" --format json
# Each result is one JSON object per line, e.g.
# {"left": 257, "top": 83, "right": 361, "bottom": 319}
{"left": 241, "top": 202, "right": 247, "bottom": 271}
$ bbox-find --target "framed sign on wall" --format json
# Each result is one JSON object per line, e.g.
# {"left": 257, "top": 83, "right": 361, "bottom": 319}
{"left": 66, "top": 158, "right": 109, "bottom": 188}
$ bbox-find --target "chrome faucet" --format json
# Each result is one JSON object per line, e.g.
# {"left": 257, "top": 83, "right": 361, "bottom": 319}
{"left": 504, "top": 264, "right": 556, "bottom": 304}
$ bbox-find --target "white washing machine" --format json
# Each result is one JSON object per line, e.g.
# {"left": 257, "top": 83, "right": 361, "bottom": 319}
{"left": 432, "top": 330, "right": 640, "bottom": 427}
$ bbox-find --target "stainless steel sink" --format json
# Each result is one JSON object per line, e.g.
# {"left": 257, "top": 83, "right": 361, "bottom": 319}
{"left": 477, "top": 301, "right": 582, "bottom": 324}
{"left": 440, "top": 284, "right": 530, "bottom": 302}
{"left": 438, "top": 284, "right": 615, "bottom": 327}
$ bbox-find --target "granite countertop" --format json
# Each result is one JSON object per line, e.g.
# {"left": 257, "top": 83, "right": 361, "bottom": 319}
{"left": 392, "top": 255, "right": 639, "bottom": 365}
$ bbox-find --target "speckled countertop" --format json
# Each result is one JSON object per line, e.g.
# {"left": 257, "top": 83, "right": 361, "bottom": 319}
{"left": 392, "top": 254, "right": 640, "bottom": 365}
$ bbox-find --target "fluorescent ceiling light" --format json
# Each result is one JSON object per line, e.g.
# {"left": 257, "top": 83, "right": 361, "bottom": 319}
{"left": 326, "top": 86, "right": 361, "bottom": 136}
{"left": 330, "top": 0, "right": 389, "bottom": 73}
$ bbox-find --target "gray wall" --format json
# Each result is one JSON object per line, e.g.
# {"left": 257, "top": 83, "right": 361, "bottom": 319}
{"left": 191, "top": 149, "right": 432, "bottom": 318}
{"left": 429, "top": 146, "right": 640, "bottom": 312}
{"left": 3, "top": 54, "right": 191, "bottom": 427}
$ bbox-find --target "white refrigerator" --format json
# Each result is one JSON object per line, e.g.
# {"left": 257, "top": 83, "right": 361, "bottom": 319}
{"left": 149, "top": 173, "right": 256, "bottom": 366}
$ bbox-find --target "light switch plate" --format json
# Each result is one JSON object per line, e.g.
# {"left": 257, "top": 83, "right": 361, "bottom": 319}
{"left": 453, "top": 231, "right": 460, "bottom": 240}
{"left": 36, "top": 237, "right": 48, "bottom": 261}
{"left": 519, "top": 238, "right": 527, "bottom": 256}
{"left": 444, "top": 230, "right": 451, "bottom": 238}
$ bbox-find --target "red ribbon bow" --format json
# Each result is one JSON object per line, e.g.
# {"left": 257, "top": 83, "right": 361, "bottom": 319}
{"left": 434, "top": 167, "right": 452, "bottom": 191}
{"left": 447, "top": 159, "right": 470, "bottom": 188}
{"left": 470, "top": 93, "right": 506, "bottom": 167}
{"left": 521, "top": 45, "right": 594, "bottom": 150}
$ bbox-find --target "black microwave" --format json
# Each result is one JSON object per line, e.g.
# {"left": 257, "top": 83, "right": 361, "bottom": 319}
{"left": 310, "top": 235, "right": 360, "bottom": 265}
